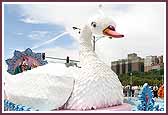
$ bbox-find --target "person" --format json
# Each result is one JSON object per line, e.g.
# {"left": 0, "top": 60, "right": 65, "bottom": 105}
{"left": 42, "top": 53, "right": 45, "bottom": 60}
{"left": 13, "top": 57, "right": 31, "bottom": 75}
{"left": 21, "top": 60, "right": 31, "bottom": 72}
{"left": 157, "top": 84, "right": 164, "bottom": 98}
{"left": 65, "top": 56, "right": 70, "bottom": 67}
{"left": 153, "top": 85, "right": 158, "bottom": 98}
{"left": 132, "top": 87, "right": 135, "bottom": 97}
{"left": 123, "top": 87, "right": 127, "bottom": 97}
{"left": 66, "top": 56, "right": 70, "bottom": 64}
{"left": 14, "top": 63, "right": 23, "bottom": 75}
{"left": 31, "top": 63, "right": 38, "bottom": 69}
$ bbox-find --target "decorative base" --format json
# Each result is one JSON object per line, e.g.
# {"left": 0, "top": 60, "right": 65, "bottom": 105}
{"left": 58, "top": 103, "right": 132, "bottom": 111}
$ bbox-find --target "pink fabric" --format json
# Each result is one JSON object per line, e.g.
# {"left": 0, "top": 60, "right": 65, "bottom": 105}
{"left": 14, "top": 56, "right": 40, "bottom": 70}
{"left": 57, "top": 103, "right": 132, "bottom": 111}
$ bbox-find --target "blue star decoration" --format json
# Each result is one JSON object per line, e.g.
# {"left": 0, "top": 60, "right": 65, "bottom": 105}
{"left": 137, "top": 83, "right": 164, "bottom": 111}
{"left": 4, "top": 99, "right": 39, "bottom": 111}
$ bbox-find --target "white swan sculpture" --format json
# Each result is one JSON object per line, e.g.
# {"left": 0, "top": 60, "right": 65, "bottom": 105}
{"left": 4, "top": 15, "right": 124, "bottom": 111}
{"left": 66, "top": 15, "right": 124, "bottom": 110}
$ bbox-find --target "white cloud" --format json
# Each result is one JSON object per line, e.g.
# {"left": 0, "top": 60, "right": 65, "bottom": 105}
{"left": 28, "top": 30, "right": 49, "bottom": 40}
{"left": 21, "top": 17, "right": 44, "bottom": 24}
{"left": 44, "top": 47, "right": 79, "bottom": 63}
{"left": 31, "top": 32, "right": 69, "bottom": 50}
{"left": 17, "top": 3, "right": 165, "bottom": 65}
{"left": 15, "top": 32, "right": 24, "bottom": 36}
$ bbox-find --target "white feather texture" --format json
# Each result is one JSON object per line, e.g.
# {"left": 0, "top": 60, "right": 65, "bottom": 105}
{"left": 66, "top": 17, "right": 123, "bottom": 110}
{"left": 4, "top": 63, "right": 75, "bottom": 111}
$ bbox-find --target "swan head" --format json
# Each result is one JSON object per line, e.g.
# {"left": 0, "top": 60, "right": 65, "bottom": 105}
{"left": 88, "top": 15, "right": 124, "bottom": 38}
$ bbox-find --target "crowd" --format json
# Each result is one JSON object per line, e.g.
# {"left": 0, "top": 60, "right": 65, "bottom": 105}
{"left": 123, "top": 84, "right": 164, "bottom": 98}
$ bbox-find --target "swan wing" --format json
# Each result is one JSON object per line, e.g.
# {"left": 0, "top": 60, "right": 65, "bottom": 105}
{"left": 4, "top": 63, "right": 75, "bottom": 111}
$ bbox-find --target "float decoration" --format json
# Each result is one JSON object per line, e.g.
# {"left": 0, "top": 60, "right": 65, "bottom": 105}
{"left": 5, "top": 48, "right": 48, "bottom": 75}
{"left": 157, "top": 84, "right": 164, "bottom": 98}
{"left": 4, "top": 99, "right": 37, "bottom": 111}
{"left": 137, "top": 83, "right": 164, "bottom": 111}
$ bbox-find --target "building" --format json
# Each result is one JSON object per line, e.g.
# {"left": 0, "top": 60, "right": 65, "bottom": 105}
{"left": 111, "top": 53, "right": 164, "bottom": 75}
{"left": 111, "top": 53, "right": 144, "bottom": 75}
{"left": 144, "top": 55, "right": 164, "bottom": 72}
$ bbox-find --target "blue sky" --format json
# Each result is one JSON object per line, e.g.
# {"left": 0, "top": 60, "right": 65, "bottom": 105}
{"left": 4, "top": 4, "right": 76, "bottom": 59}
{"left": 3, "top": 3, "right": 165, "bottom": 64}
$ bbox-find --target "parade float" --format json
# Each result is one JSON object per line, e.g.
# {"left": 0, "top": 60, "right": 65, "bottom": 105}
{"left": 4, "top": 15, "right": 133, "bottom": 111}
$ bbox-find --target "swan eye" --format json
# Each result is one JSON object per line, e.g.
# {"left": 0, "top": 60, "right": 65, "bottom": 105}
{"left": 108, "top": 25, "right": 115, "bottom": 31}
{"left": 91, "top": 22, "right": 96, "bottom": 28}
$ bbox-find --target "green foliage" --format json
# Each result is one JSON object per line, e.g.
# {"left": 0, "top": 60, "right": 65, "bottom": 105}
{"left": 118, "top": 69, "right": 164, "bottom": 86}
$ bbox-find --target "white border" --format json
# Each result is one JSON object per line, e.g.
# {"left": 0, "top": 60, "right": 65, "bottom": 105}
{"left": 2, "top": 2, "right": 5, "bottom": 113}
{"left": 1, "top": 2, "right": 167, "bottom": 113}
{"left": 1, "top": 2, "right": 167, "bottom": 4}
{"left": 163, "top": 1, "right": 167, "bottom": 112}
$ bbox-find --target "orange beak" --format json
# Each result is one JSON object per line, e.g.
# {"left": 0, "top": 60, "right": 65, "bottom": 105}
{"left": 103, "top": 26, "right": 124, "bottom": 38}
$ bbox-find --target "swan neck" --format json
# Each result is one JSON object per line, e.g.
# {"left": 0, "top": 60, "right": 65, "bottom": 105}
{"left": 79, "top": 25, "right": 95, "bottom": 65}
{"left": 79, "top": 25, "right": 93, "bottom": 49}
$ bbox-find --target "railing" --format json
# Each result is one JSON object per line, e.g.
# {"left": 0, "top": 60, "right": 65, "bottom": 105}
{"left": 46, "top": 57, "right": 80, "bottom": 62}
{"left": 46, "top": 56, "right": 81, "bottom": 68}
